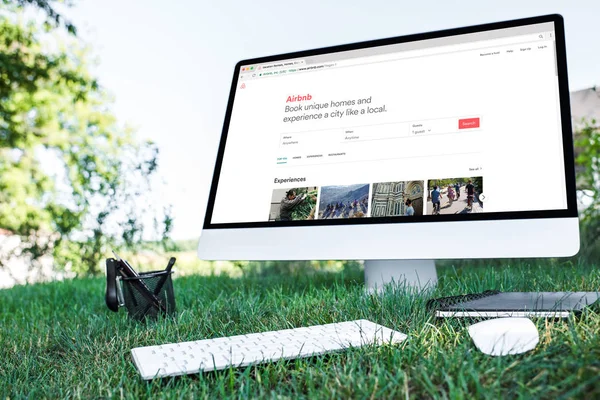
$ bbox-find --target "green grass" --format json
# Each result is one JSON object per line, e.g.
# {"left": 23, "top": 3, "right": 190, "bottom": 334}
{"left": 1, "top": 260, "right": 600, "bottom": 399}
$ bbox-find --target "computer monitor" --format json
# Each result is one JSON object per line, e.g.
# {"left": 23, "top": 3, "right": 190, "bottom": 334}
{"left": 198, "top": 14, "right": 578, "bottom": 291}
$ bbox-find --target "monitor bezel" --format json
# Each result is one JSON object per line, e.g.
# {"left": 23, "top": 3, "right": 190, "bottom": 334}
{"left": 203, "top": 14, "right": 577, "bottom": 230}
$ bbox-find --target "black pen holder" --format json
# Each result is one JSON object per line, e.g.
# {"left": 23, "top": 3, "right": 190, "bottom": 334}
{"left": 105, "top": 258, "right": 177, "bottom": 321}
{"left": 121, "top": 270, "right": 177, "bottom": 321}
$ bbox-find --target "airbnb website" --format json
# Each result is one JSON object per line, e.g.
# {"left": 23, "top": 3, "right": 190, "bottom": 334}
{"left": 211, "top": 23, "right": 567, "bottom": 224}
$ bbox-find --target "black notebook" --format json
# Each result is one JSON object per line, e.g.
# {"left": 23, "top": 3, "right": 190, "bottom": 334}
{"left": 427, "top": 291, "right": 600, "bottom": 318}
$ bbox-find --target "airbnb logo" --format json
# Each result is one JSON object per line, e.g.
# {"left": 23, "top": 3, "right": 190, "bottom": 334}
{"left": 240, "top": 83, "right": 246, "bottom": 89}
{"left": 286, "top": 94, "right": 312, "bottom": 102}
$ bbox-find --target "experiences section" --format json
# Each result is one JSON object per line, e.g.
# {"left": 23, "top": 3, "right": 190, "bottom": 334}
{"left": 268, "top": 176, "right": 484, "bottom": 222}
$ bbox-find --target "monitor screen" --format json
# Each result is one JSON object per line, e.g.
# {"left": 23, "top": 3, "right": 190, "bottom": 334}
{"left": 206, "top": 17, "right": 575, "bottom": 228}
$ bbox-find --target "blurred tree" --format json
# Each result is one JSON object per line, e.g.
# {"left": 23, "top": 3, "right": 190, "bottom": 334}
{"left": 2, "top": 0, "right": 77, "bottom": 34}
{"left": 472, "top": 176, "right": 483, "bottom": 193}
{"left": 0, "top": 2, "right": 172, "bottom": 274}
{"left": 575, "top": 118, "right": 600, "bottom": 260}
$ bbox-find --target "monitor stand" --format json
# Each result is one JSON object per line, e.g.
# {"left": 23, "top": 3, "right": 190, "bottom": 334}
{"left": 364, "top": 259, "right": 437, "bottom": 294}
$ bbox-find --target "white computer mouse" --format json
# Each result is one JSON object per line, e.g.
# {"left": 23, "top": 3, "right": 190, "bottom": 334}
{"left": 468, "top": 317, "right": 539, "bottom": 356}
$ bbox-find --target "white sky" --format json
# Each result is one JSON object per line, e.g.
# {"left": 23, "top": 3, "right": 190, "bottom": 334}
{"left": 63, "top": 0, "right": 600, "bottom": 240}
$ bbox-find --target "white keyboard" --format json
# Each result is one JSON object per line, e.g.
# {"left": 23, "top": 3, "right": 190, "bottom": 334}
{"left": 131, "top": 319, "right": 406, "bottom": 379}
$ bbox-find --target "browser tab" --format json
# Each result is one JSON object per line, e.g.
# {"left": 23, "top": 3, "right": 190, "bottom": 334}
{"left": 258, "top": 59, "right": 305, "bottom": 71}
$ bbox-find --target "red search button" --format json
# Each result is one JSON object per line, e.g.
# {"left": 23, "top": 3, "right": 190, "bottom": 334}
{"left": 458, "top": 117, "right": 480, "bottom": 129}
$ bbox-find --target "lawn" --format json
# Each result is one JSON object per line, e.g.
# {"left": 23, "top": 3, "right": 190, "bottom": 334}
{"left": 1, "top": 260, "right": 600, "bottom": 399}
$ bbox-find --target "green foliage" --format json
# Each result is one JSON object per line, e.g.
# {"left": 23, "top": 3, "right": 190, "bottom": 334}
{"left": 231, "top": 259, "right": 359, "bottom": 276}
{"left": 2, "top": 0, "right": 77, "bottom": 34}
{"left": 290, "top": 188, "right": 317, "bottom": 220}
{"left": 574, "top": 118, "right": 600, "bottom": 260}
{"left": 172, "top": 238, "right": 199, "bottom": 252}
{"left": 575, "top": 119, "right": 599, "bottom": 216}
{"left": 0, "top": 5, "right": 171, "bottom": 274}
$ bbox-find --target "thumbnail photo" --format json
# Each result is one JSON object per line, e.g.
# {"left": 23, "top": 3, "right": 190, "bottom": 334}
{"left": 371, "top": 181, "right": 424, "bottom": 217}
{"left": 269, "top": 187, "right": 318, "bottom": 221}
{"left": 318, "top": 183, "right": 370, "bottom": 219}
{"left": 427, "top": 177, "right": 483, "bottom": 215}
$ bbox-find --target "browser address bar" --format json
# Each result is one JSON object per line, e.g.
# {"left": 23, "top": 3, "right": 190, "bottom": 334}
{"left": 259, "top": 32, "right": 550, "bottom": 77}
